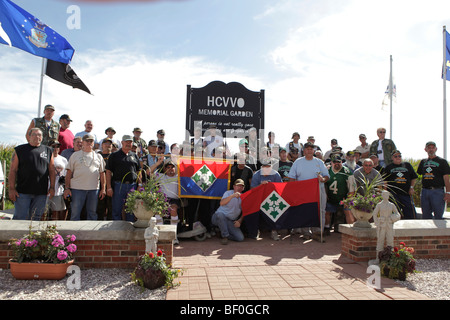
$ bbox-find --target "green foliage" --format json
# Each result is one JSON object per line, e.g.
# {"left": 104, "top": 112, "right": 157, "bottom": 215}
{"left": 404, "top": 158, "right": 422, "bottom": 207}
{"left": 125, "top": 174, "right": 170, "bottom": 214}
{"left": 0, "top": 142, "right": 17, "bottom": 209}
{"left": 340, "top": 174, "right": 384, "bottom": 212}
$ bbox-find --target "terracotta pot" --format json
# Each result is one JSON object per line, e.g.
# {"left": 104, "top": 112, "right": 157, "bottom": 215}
{"left": 9, "top": 259, "right": 74, "bottom": 280}
{"left": 133, "top": 200, "right": 155, "bottom": 228}
{"left": 351, "top": 208, "right": 373, "bottom": 228}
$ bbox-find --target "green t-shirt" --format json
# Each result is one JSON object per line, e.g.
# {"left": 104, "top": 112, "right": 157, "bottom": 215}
{"left": 326, "top": 166, "right": 354, "bottom": 205}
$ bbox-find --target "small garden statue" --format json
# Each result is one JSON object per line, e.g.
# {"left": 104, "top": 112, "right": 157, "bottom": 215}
{"left": 372, "top": 190, "right": 401, "bottom": 262}
{"left": 144, "top": 217, "right": 159, "bottom": 255}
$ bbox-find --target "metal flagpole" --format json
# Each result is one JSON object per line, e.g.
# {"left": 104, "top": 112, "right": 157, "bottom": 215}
{"left": 37, "top": 58, "right": 47, "bottom": 117}
{"left": 389, "top": 55, "right": 393, "bottom": 140}
{"left": 443, "top": 26, "right": 447, "bottom": 159}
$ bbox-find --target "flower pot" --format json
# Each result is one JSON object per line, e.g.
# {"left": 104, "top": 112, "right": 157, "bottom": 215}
{"left": 9, "top": 259, "right": 74, "bottom": 280}
{"left": 133, "top": 200, "right": 155, "bottom": 228}
{"left": 381, "top": 264, "right": 407, "bottom": 281}
{"left": 133, "top": 265, "right": 166, "bottom": 289}
{"left": 351, "top": 208, "right": 373, "bottom": 228}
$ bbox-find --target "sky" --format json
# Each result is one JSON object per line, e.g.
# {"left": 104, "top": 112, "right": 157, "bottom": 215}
{"left": 1, "top": 0, "right": 450, "bottom": 160}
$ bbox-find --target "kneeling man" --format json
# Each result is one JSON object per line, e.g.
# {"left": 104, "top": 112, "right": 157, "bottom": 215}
{"left": 212, "top": 179, "right": 246, "bottom": 244}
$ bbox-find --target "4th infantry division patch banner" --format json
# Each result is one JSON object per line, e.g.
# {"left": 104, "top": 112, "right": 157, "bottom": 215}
{"left": 240, "top": 179, "right": 320, "bottom": 237}
{"left": 177, "top": 157, "right": 231, "bottom": 200}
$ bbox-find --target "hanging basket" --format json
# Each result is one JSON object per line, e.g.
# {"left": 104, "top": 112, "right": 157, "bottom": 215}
{"left": 133, "top": 265, "right": 166, "bottom": 290}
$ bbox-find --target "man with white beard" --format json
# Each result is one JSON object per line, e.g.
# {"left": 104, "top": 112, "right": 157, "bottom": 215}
{"left": 343, "top": 151, "right": 360, "bottom": 173}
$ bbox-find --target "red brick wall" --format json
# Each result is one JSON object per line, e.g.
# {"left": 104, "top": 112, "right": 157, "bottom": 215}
{"left": 0, "top": 240, "right": 173, "bottom": 270}
{"left": 341, "top": 234, "right": 450, "bottom": 262}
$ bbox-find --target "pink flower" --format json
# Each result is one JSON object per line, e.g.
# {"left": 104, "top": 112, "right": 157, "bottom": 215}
{"left": 67, "top": 235, "right": 76, "bottom": 242}
{"left": 57, "top": 250, "right": 68, "bottom": 261}
{"left": 52, "top": 235, "right": 64, "bottom": 247}
{"left": 67, "top": 243, "right": 77, "bottom": 253}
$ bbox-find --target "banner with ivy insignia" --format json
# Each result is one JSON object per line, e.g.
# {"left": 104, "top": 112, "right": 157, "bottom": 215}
{"left": 240, "top": 179, "right": 320, "bottom": 237}
{"left": 177, "top": 157, "right": 231, "bottom": 199}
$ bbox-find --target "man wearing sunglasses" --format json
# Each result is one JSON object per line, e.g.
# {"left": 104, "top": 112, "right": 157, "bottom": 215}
{"left": 384, "top": 150, "right": 418, "bottom": 219}
{"left": 369, "top": 127, "right": 396, "bottom": 168}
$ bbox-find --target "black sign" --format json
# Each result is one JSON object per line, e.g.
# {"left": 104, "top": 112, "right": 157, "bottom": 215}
{"left": 186, "top": 81, "right": 264, "bottom": 139}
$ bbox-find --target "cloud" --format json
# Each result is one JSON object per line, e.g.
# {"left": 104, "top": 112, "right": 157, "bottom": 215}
{"left": 0, "top": 49, "right": 265, "bottom": 153}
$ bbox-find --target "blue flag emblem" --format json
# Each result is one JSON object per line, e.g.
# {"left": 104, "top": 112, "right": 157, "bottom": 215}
{"left": 445, "top": 30, "right": 450, "bottom": 81}
{"left": 0, "top": 0, "right": 74, "bottom": 63}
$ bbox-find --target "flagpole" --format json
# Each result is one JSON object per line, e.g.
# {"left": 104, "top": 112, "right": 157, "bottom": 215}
{"left": 37, "top": 58, "right": 47, "bottom": 117}
{"left": 443, "top": 26, "right": 447, "bottom": 159}
{"left": 389, "top": 55, "right": 393, "bottom": 140}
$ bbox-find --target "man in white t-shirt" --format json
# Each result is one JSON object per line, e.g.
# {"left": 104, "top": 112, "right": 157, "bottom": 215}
{"left": 75, "top": 120, "right": 99, "bottom": 150}
{"left": 49, "top": 140, "right": 68, "bottom": 220}
{"left": 288, "top": 142, "right": 330, "bottom": 242}
{"left": 355, "top": 133, "right": 370, "bottom": 161}
{"left": 63, "top": 134, "right": 106, "bottom": 220}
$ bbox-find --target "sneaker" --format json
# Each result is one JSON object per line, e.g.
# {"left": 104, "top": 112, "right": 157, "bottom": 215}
{"left": 221, "top": 237, "right": 228, "bottom": 245}
{"left": 302, "top": 231, "right": 312, "bottom": 240}
{"left": 323, "top": 228, "right": 331, "bottom": 236}
{"left": 271, "top": 230, "right": 280, "bottom": 241}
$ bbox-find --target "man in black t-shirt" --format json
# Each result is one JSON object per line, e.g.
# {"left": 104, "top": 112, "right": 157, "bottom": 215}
{"left": 417, "top": 141, "right": 450, "bottom": 219}
{"left": 9, "top": 128, "right": 55, "bottom": 220}
{"left": 277, "top": 147, "right": 293, "bottom": 182}
{"left": 106, "top": 135, "right": 141, "bottom": 221}
{"left": 230, "top": 152, "right": 253, "bottom": 193}
{"left": 384, "top": 150, "right": 418, "bottom": 219}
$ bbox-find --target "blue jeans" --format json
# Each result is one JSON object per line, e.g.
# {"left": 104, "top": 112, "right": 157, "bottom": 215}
{"left": 70, "top": 189, "right": 99, "bottom": 220}
{"left": 211, "top": 211, "right": 244, "bottom": 241}
{"left": 421, "top": 188, "right": 445, "bottom": 220}
{"left": 112, "top": 182, "right": 136, "bottom": 221}
{"left": 393, "top": 193, "right": 417, "bottom": 219}
{"left": 13, "top": 193, "right": 48, "bottom": 220}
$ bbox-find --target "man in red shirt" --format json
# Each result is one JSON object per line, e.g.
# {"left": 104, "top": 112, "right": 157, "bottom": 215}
{"left": 58, "top": 114, "right": 74, "bottom": 154}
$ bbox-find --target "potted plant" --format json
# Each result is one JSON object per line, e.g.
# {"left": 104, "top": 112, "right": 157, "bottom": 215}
{"left": 125, "top": 174, "right": 170, "bottom": 228}
{"left": 131, "top": 249, "right": 182, "bottom": 290}
{"left": 340, "top": 175, "right": 384, "bottom": 227}
{"left": 378, "top": 242, "right": 416, "bottom": 280}
{"left": 8, "top": 224, "right": 77, "bottom": 280}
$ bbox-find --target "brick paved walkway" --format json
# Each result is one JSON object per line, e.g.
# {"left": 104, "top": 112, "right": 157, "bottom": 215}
{"left": 166, "top": 230, "right": 430, "bottom": 300}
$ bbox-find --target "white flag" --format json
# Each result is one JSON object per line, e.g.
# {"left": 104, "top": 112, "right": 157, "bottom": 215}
{"left": 382, "top": 82, "right": 396, "bottom": 111}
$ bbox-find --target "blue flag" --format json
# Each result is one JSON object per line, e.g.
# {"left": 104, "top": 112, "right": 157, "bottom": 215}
{"left": 0, "top": 0, "right": 74, "bottom": 63}
{"left": 444, "top": 30, "right": 450, "bottom": 81}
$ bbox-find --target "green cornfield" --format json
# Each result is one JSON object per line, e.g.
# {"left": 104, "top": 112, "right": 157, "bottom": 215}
{"left": 0, "top": 143, "right": 16, "bottom": 209}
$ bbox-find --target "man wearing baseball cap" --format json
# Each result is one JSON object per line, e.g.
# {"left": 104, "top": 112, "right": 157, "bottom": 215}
{"left": 384, "top": 150, "right": 418, "bottom": 219}
{"left": 26, "top": 104, "right": 60, "bottom": 146}
{"left": 211, "top": 179, "right": 246, "bottom": 244}
{"left": 106, "top": 134, "right": 141, "bottom": 221}
{"left": 417, "top": 141, "right": 450, "bottom": 219}
{"left": 58, "top": 114, "right": 74, "bottom": 154}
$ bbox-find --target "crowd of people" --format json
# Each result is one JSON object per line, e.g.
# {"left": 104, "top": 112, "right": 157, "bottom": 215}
{"left": 8, "top": 104, "right": 450, "bottom": 245}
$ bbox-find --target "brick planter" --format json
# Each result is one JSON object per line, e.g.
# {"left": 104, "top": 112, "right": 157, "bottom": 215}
{"left": 0, "top": 221, "right": 176, "bottom": 270}
{"left": 340, "top": 220, "right": 450, "bottom": 262}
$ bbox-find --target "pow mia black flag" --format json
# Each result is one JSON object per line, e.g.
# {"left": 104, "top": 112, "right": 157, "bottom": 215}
{"left": 45, "top": 59, "right": 91, "bottom": 94}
